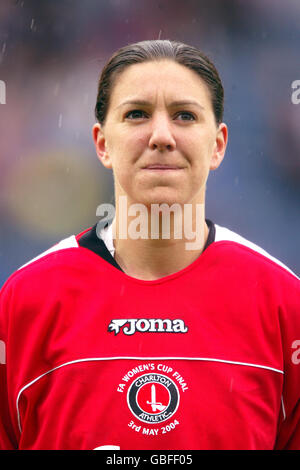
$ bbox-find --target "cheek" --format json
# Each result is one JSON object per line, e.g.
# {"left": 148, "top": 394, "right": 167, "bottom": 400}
{"left": 125, "top": 129, "right": 148, "bottom": 157}
{"left": 108, "top": 141, "right": 136, "bottom": 187}
{"left": 186, "top": 130, "right": 216, "bottom": 163}
{"left": 109, "top": 129, "right": 146, "bottom": 165}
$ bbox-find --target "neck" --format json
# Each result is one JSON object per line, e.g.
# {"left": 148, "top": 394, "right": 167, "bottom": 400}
{"left": 111, "top": 197, "right": 209, "bottom": 280}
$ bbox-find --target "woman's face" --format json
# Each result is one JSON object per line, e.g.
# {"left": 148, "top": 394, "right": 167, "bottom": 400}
{"left": 93, "top": 60, "right": 227, "bottom": 208}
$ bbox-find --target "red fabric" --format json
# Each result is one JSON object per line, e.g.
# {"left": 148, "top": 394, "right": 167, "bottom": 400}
{"left": 0, "top": 237, "right": 299, "bottom": 449}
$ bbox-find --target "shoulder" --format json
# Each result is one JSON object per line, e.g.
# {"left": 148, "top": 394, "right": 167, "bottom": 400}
{"left": 17, "top": 234, "right": 79, "bottom": 270}
{"left": 0, "top": 227, "right": 94, "bottom": 293}
{"left": 213, "top": 222, "right": 299, "bottom": 282}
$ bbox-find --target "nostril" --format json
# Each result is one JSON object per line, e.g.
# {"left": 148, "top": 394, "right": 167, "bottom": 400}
{"left": 152, "top": 143, "right": 173, "bottom": 152}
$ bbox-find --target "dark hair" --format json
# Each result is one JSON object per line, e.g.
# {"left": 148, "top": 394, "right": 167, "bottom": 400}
{"left": 95, "top": 39, "right": 224, "bottom": 125}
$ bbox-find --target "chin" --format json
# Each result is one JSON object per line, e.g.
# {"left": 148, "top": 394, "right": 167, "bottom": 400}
{"left": 140, "top": 194, "right": 187, "bottom": 209}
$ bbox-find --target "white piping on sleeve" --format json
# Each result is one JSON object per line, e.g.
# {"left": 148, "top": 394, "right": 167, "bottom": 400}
{"left": 281, "top": 395, "right": 287, "bottom": 421}
{"left": 214, "top": 224, "right": 299, "bottom": 280}
{"left": 18, "top": 235, "right": 79, "bottom": 270}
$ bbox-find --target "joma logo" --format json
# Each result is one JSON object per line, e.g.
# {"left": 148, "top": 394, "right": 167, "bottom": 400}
{"left": 108, "top": 319, "right": 188, "bottom": 336}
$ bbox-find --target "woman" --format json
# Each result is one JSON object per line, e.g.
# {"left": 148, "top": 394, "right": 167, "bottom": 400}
{"left": 0, "top": 40, "right": 299, "bottom": 450}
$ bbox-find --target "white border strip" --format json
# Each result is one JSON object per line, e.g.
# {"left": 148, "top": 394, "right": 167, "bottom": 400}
{"left": 18, "top": 235, "right": 78, "bottom": 270}
{"left": 16, "top": 355, "right": 284, "bottom": 434}
{"left": 281, "top": 395, "right": 286, "bottom": 421}
{"left": 214, "top": 224, "right": 299, "bottom": 279}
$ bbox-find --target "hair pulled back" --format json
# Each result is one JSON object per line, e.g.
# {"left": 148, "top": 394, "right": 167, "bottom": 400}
{"left": 95, "top": 39, "right": 224, "bottom": 126}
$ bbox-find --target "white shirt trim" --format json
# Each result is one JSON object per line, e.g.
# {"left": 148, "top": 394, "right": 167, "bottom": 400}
{"left": 214, "top": 223, "right": 299, "bottom": 279}
{"left": 99, "top": 223, "right": 115, "bottom": 256}
{"left": 17, "top": 223, "right": 298, "bottom": 280}
{"left": 17, "top": 235, "right": 79, "bottom": 270}
{"left": 98, "top": 221, "right": 298, "bottom": 279}
{"left": 16, "top": 355, "right": 284, "bottom": 434}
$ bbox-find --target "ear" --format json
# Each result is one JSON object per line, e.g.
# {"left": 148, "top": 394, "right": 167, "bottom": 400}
{"left": 210, "top": 123, "right": 228, "bottom": 171}
{"left": 92, "top": 123, "right": 113, "bottom": 169}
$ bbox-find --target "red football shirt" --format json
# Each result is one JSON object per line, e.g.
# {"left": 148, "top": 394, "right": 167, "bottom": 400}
{"left": 0, "top": 220, "right": 299, "bottom": 449}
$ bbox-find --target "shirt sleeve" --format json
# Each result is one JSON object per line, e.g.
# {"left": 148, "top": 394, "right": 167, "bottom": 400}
{"left": 0, "top": 283, "right": 18, "bottom": 449}
{"left": 276, "top": 401, "right": 300, "bottom": 449}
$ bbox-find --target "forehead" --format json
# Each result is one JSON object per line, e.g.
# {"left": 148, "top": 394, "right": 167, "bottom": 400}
{"left": 109, "top": 60, "right": 211, "bottom": 107}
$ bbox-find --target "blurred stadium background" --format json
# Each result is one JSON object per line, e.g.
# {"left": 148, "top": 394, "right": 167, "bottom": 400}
{"left": 0, "top": 0, "right": 299, "bottom": 287}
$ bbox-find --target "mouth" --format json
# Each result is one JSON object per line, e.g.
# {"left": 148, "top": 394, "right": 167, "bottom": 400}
{"left": 142, "top": 164, "right": 184, "bottom": 171}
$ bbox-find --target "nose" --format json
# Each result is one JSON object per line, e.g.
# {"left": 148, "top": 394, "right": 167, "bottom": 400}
{"left": 148, "top": 113, "right": 176, "bottom": 152}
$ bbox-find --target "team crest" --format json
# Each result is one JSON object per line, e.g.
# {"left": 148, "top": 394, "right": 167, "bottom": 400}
{"left": 127, "top": 373, "right": 180, "bottom": 424}
{"left": 117, "top": 363, "right": 188, "bottom": 436}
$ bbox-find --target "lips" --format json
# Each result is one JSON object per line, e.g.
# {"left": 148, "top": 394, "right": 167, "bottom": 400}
{"left": 143, "top": 164, "right": 183, "bottom": 170}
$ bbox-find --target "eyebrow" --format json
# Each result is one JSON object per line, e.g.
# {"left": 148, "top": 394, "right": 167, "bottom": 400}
{"left": 116, "top": 99, "right": 205, "bottom": 110}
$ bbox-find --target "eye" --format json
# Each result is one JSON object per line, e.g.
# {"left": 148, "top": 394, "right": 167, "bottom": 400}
{"left": 125, "top": 109, "right": 148, "bottom": 120}
{"left": 175, "top": 111, "right": 196, "bottom": 121}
